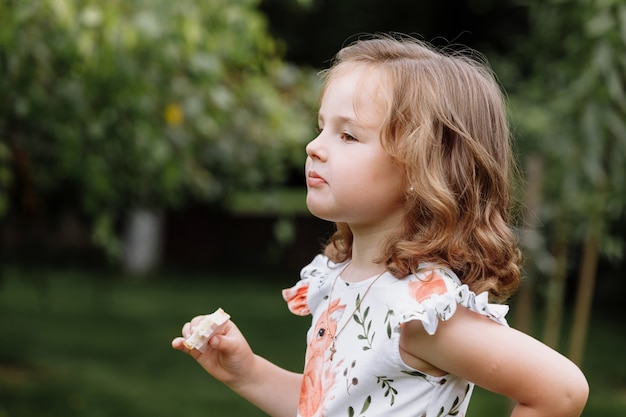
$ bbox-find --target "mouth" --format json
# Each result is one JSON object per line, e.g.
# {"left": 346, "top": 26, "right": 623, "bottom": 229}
{"left": 306, "top": 170, "right": 326, "bottom": 187}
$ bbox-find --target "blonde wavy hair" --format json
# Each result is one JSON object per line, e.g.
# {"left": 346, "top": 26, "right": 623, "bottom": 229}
{"left": 321, "top": 35, "right": 522, "bottom": 301}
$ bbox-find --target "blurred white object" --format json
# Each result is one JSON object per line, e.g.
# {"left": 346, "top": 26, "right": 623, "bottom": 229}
{"left": 123, "top": 208, "right": 163, "bottom": 276}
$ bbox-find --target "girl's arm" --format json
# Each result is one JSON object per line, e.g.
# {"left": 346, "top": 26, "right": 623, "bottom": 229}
{"left": 401, "top": 306, "right": 589, "bottom": 417}
{"left": 172, "top": 319, "right": 302, "bottom": 417}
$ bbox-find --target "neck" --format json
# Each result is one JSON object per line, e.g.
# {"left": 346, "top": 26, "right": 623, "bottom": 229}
{"left": 342, "top": 219, "right": 402, "bottom": 282}
{"left": 342, "top": 235, "right": 387, "bottom": 283}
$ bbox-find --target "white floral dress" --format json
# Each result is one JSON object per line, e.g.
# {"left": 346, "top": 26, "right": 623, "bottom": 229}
{"left": 282, "top": 255, "right": 509, "bottom": 417}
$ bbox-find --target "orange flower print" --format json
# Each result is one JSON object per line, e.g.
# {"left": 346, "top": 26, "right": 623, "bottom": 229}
{"left": 408, "top": 270, "right": 448, "bottom": 303}
{"left": 299, "top": 298, "right": 345, "bottom": 417}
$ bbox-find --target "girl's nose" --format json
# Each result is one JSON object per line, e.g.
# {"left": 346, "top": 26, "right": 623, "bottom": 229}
{"left": 305, "top": 132, "right": 326, "bottom": 160}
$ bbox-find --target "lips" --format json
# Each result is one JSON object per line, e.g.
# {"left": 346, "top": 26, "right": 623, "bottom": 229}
{"left": 306, "top": 170, "right": 327, "bottom": 187}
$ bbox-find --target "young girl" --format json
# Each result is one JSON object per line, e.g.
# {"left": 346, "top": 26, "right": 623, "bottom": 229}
{"left": 172, "top": 35, "right": 588, "bottom": 417}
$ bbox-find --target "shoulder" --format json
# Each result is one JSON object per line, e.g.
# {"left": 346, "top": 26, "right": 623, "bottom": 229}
{"left": 406, "top": 265, "right": 460, "bottom": 302}
{"left": 399, "top": 264, "right": 509, "bottom": 335}
{"left": 299, "top": 254, "right": 336, "bottom": 281}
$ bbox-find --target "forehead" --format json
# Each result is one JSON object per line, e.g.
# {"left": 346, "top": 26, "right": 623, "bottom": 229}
{"left": 320, "top": 63, "right": 389, "bottom": 125}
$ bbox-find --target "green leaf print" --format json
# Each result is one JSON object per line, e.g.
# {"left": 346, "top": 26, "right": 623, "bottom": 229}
{"left": 347, "top": 396, "right": 371, "bottom": 417}
{"left": 434, "top": 384, "right": 471, "bottom": 416}
{"left": 441, "top": 269, "right": 455, "bottom": 280}
{"left": 401, "top": 369, "right": 428, "bottom": 379}
{"left": 376, "top": 376, "right": 398, "bottom": 406}
{"left": 448, "top": 385, "right": 471, "bottom": 416}
{"left": 353, "top": 295, "right": 375, "bottom": 350}
{"left": 450, "top": 396, "right": 459, "bottom": 409}
{"left": 360, "top": 396, "right": 372, "bottom": 414}
{"left": 384, "top": 307, "right": 395, "bottom": 338}
{"left": 449, "top": 401, "right": 460, "bottom": 415}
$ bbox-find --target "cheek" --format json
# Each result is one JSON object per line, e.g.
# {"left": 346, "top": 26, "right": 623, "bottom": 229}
{"left": 371, "top": 159, "right": 404, "bottom": 190}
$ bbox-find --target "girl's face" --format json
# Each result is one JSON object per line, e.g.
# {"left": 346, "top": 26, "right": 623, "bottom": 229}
{"left": 305, "top": 65, "right": 406, "bottom": 232}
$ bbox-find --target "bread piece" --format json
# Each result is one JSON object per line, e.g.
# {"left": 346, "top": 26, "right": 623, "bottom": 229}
{"left": 183, "top": 308, "right": 230, "bottom": 352}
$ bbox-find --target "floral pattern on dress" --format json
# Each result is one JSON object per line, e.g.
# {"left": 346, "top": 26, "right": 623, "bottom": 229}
{"left": 408, "top": 270, "right": 449, "bottom": 302}
{"left": 352, "top": 293, "right": 376, "bottom": 352}
{"left": 299, "top": 298, "right": 346, "bottom": 417}
{"left": 284, "top": 256, "right": 508, "bottom": 417}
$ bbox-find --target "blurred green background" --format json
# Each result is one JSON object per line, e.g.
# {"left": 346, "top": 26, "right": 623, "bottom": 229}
{"left": 1, "top": 0, "right": 625, "bottom": 416}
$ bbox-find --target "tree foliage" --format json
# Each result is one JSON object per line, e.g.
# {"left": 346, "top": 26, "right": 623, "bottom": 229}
{"left": 498, "top": 0, "right": 626, "bottom": 362}
{"left": 0, "top": 0, "right": 318, "bottom": 256}
{"left": 504, "top": 0, "right": 625, "bottom": 257}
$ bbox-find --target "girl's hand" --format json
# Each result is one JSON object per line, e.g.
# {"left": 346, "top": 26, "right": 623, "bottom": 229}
{"left": 172, "top": 315, "right": 303, "bottom": 417}
{"left": 172, "top": 315, "right": 255, "bottom": 387}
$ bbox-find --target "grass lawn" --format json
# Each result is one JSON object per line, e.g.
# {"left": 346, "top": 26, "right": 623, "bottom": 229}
{"left": 0, "top": 266, "right": 624, "bottom": 417}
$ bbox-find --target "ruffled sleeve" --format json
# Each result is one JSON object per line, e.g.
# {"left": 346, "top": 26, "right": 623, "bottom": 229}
{"left": 400, "top": 268, "right": 509, "bottom": 335}
{"left": 282, "top": 279, "right": 310, "bottom": 316}
{"left": 282, "top": 254, "right": 331, "bottom": 317}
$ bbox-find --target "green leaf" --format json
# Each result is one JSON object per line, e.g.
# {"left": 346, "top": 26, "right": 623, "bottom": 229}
{"left": 586, "top": 9, "right": 614, "bottom": 37}
{"left": 401, "top": 369, "right": 428, "bottom": 379}
{"left": 451, "top": 396, "right": 459, "bottom": 408}
{"left": 360, "top": 396, "right": 371, "bottom": 414}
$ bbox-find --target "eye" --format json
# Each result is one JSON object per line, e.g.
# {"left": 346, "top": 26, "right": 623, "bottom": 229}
{"left": 340, "top": 132, "right": 357, "bottom": 142}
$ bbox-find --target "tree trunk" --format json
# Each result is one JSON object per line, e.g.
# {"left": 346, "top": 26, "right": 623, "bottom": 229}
{"left": 514, "top": 155, "right": 544, "bottom": 335}
{"left": 123, "top": 208, "right": 163, "bottom": 277}
{"left": 541, "top": 225, "right": 568, "bottom": 349}
{"left": 567, "top": 224, "right": 600, "bottom": 366}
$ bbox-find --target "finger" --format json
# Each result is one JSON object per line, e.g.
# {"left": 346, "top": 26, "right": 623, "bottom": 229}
{"left": 206, "top": 321, "right": 238, "bottom": 351}
{"left": 171, "top": 337, "right": 202, "bottom": 359}
{"left": 172, "top": 336, "right": 191, "bottom": 351}
{"left": 181, "top": 322, "right": 191, "bottom": 338}
{"left": 190, "top": 315, "right": 206, "bottom": 327}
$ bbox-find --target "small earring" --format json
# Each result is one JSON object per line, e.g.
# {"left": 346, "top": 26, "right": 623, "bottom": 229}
{"left": 408, "top": 186, "right": 414, "bottom": 193}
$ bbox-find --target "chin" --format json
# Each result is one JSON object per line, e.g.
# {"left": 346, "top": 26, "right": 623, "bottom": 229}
{"left": 305, "top": 203, "right": 334, "bottom": 222}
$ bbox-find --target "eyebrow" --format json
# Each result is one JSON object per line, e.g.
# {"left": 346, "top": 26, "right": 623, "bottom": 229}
{"left": 318, "top": 114, "right": 360, "bottom": 128}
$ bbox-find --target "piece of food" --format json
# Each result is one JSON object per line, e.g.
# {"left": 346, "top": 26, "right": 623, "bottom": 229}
{"left": 184, "top": 308, "right": 230, "bottom": 352}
